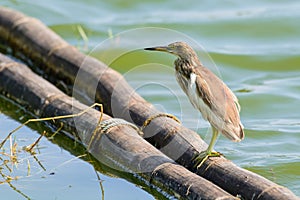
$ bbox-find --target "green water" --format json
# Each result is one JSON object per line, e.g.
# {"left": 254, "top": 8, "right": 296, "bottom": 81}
{"left": 1, "top": 0, "right": 300, "bottom": 199}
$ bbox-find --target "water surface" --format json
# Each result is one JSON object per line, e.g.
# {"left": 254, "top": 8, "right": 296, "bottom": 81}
{"left": 1, "top": 0, "right": 300, "bottom": 198}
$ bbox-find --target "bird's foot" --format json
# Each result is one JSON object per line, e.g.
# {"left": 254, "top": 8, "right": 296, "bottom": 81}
{"left": 193, "top": 151, "right": 222, "bottom": 169}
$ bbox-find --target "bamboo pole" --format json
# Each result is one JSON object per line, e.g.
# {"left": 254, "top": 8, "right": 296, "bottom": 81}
{"left": 0, "top": 97, "right": 169, "bottom": 200}
{"left": 0, "top": 53, "right": 236, "bottom": 200}
{"left": 0, "top": 7, "right": 298, "bottom": 200}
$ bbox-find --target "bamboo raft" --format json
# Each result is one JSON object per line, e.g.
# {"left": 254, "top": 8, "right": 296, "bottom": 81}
{"left": 0, "top": 53, "right": 234, "bottom": 199}
{"left": 0, "top": 6, "right": 298, "bottom": 200}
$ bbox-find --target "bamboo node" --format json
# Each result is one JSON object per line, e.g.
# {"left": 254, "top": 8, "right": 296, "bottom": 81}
{"left": 40, "top": 94, "right": 67, "bottom": 115}
{"left": 150, "top": 162, "right": 174, "bottom": 182}
{"left": 0, "top": 62, "right": 20, "bottom": 69}
{"left": 203, "top": 157, "right": 230, "bottom": 172}
{"left": 141, "top": 113, "right": 180, "bottom": 130}
{"left": 257, "top": 185, "right": 286, "bottom": 199}
{"left": 12, "top": 17, "right": 35, "bottom": 29}
{"left": 47, "top": 42, "right": 70, "bottom": 56}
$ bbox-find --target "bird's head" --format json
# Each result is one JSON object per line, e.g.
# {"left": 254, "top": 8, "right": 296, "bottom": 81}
{"left": 144, "top": 41, "right": 199, "bottom": 64}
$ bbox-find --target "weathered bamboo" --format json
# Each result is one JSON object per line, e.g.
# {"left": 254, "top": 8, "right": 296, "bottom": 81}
{"left": 0, "top": 53, "right": 236, "bottom": 199}
{"left": 0, "top": 7, "right": 298, "bottom": 200}
{"left": 0, "top": 97, "right": 169, "bottom": 200}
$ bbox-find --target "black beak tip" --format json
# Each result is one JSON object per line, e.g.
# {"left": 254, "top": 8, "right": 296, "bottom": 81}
{"left": 144, "top": 47, "right": 155, "bottom": 51}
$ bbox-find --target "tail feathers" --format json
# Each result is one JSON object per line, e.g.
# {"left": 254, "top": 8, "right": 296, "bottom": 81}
{"left": 221, "top": 123, "right": 244, "bottom": 142}
{"left": 238, "top": 124, "right": 245, "bottom": 141}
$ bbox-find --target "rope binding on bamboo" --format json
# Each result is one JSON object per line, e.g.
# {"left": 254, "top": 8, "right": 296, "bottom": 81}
{"left": 141, "top": 113, "right": 181, "bottom": 130}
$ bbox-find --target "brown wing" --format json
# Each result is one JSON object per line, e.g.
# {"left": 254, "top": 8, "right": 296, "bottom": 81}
{"left": 194, "top": 66, "right": 244, "bottom": 141}
{"left": 195, "top": 74, "right": 213, "bottom": 110}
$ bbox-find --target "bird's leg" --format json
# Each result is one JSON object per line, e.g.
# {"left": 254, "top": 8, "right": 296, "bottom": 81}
{"left": 193, "top": 126, "right": 222, "bottom": 168}
{"left": 206, "top": 126, "right": 219, "bottom": 155}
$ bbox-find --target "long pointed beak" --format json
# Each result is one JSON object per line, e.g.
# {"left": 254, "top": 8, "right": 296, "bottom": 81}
{"left": 144, "top": 46, "right": 169, "bottom": 52}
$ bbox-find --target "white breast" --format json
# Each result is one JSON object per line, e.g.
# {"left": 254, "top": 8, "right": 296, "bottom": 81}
{"left": 176, "top": 72, "right": 209, "bottom": 120}
{"left": 190, "top": 73, "right": 197, "bottom": 86}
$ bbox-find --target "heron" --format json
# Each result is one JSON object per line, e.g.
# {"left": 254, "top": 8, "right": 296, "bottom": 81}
{"left": 144, "top": 42, "right": 244, "bottom": 167}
